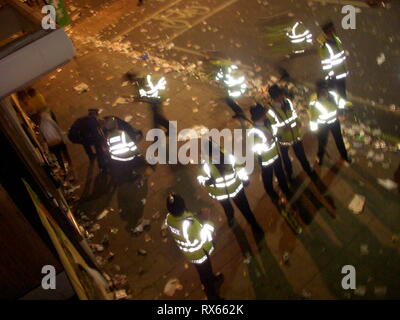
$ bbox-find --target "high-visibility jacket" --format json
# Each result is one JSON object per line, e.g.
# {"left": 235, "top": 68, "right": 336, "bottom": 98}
{"left": 308, "top": 91, "right": 347, "bottom": 131}
{"left": 247, "top": 124, "right": 279, "bottom": 167}
{"left": 286, "top": 21, "right": 313, "bottom": 54}
{"left": 138, "top": 74, "right": 167, "bottom": 100}
{"left": 215, "top": 64, "right": 247, "bottom": 98}
{"left": 166, "top": 211, "right": 214, "bottom": 264}
{"left": 267, "top": 99, "right": 302, "bottom": 145}
{"left": 318, "top": 34, "right": 348, "bottom": 80}
{"left": 197, "top": 154, "right": 248, "bottom": 201}
{"left": 106, "top": 129, "right": 138, "bottom": 161}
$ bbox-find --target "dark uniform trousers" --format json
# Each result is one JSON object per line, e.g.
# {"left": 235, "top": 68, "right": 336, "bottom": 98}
{"left": 317, "top": 120, "right": 349, "bottom": 163}
{"left": 279, "top": 140, "right": 313, "bottom": 180}
{"left": 219, "top": 188, "right": 260, "bottom": 229}
{"left": 194, "top": 253, "right": 221, "bottom": 300}
{"left": 261, "top": 156, "right": 291, "bottom": 201}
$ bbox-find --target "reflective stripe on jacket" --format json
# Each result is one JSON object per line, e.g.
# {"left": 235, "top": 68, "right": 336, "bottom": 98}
{"left": 107, "top": 129, "right": 138, "bottom": 161}
{"left": 215, "top": 64, "right": 247, "bottom": 98}
{"left": 248, "top": 125, "right": 279, "bottom": 167}
{"left": 308, "top": 91, "right": 347, "bottom": 131}
{"left": 268, "top": 98, "right": 301, "bottom": 145}
{"left": 197, "top": 154, "right": 248, "bottom": 201}
{"left": 166, "top": 211, "right": 214, "bottom": 264}
{"left": 286, "top": 21, "right": 313, "bottom": 54}
{"left": 318, "top": 34, "right": 348, "bottom": 80}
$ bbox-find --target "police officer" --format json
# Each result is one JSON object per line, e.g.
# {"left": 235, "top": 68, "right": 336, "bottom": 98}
{"left": 318, "top": 21, "right": 348, "bottom": 98}
{"left": 267, "top": 84, "right": 315, "bottom": 182}
{"left": 197, "top": 139, "right": 264, "bottom": 235}
{"left": 248, "top": 103, "right": 291, "bottom": 203}
{"left": 103, "top": 116, "right": 143, "bottom": 162}
{"left": 166, "top": 193, "right": 224, "bottom": 300}
{"left": 286, "top": 21, "right": 313, "bottom": 55}
{"left": 308, "top": 80, "right": 351, "bottom": 165}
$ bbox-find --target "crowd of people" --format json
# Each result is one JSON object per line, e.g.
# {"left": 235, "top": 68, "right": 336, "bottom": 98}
{"left": 18, "top": 19, "right": 354, "bottom": 300}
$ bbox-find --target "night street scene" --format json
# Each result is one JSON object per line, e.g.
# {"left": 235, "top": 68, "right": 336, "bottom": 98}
{"left": 0, "top": 0, "right": 399, "bottom": 305}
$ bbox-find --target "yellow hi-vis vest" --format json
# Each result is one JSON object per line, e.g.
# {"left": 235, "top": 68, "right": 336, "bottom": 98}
{"left": 318, "top": 34, "right": 348, "bottom": 80}
{"left": 267, "top": 98, "right": 301, "bottom": 145}
{"left": 166, "top": 211, "right": 214, "bottom": 264}
{"left": 308, "top": 91, "right": 347, "bottom": 131}
{"left": 107, "top": 129, "right": 138, "bottom": 161}
{"left": 247, "top": 125, "right": 279, "bottom": 167}
{"left": 215, "top": 64, "right": 247, "bottom": 98}
{"left": 197, "top": 154, "right": 248, "bottom": 201}
{"left": 286, "top": 21, "right": 313, "bottom": 54}
{"left": 138, "top": 74, "right": 167, "bottom": 100}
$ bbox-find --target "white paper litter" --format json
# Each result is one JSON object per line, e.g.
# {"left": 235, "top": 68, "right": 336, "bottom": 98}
{"left": 73, "top": 83, "right": 89, "bottom": 94}
{"left": 97, "top": 209, "right": 109, "bottom": 220}
{"left": 377, "top": 178, "right": 397, "bottom": 191}
{"left": 163, "top": 278, "right": 183, "bottom": 297}
{"left": 376, "top": 53, "right": 386, "bottom": 65}
{"left": 348, "top": 194, "right": 365, "bottom": 214}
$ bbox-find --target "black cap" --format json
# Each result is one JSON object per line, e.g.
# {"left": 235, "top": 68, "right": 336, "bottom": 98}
{"left": 268, "top": 84, "right": 284, "bottom": 99}
{"left": 321, "top": 21, "right": 335, "bottom": 33}
{"left": 166, "top": 193, "right": 186, "bottom": 216}
{"left": 316, "top": 79, "right": 329, "bottom": 91}
{"left": 250, "top": 103, "right": 267, "bottom": 122}
{"left": 88, "top": 108, "right": 99, "bottom": 115}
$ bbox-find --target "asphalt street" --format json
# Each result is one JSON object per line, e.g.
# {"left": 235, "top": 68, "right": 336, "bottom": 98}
{"left": 34, "top": 0, "right": 400, "bottom": 299}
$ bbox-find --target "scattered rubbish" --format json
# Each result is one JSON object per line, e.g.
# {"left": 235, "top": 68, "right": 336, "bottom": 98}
{"left": 152, "top": 211, "right": 160, "bottom": 220}
{"left": 115, "top": 289, "right": 128, "bottom": 300}
{"left": 110, "top": 228, "right": 119, "bottom": 234}
{"left": 112, "top": 96, "right": 129, "bottom": 107}
{"left": 113, "top": 274, "right": 128, "bottom": 287}
{"left": 121, "top": 81, "right": 129, "bottom": 87}
{"left": 124, "top": 115, "right": 133, "bottom": 122}
{"left": 163, "top": 278, "right": 183, "bottom": 297}
{"left": 90, "top": 244, "right": 104, "bottom": 252}
{"left": 106, "top": 251, "right": 115, "bottom": 261}
{"left": 348, "top": 194, "right": 366, "bottom": 215}
{"left": 90, "top": 223, "right": 101, "bottom": 232}
{"left": 374, "top": 286, "right": 387, "bottom": 297}
{"left": 144, "top": 233, "right": 152, "bottom": 242}
{"left": 354, "top": 285, "right": 367, "bottom": 296}
{"left": 377, "top": 178, "right": 398, "bottom": 191}
{"left": 132, "top": 219, "right": 151, "bottom": 235}
{"left": 376, "top": 53, "right": 386, "bottom": 65}
{"left": 184, "top": 263, "right": 189, "bottom": 270}
{"left": 95, "top": 256, "right": 105, "bottom": 266}
{"left": 301, "top": 289, "right": 312, "bottom": 299}
{"left": 141, "top": 198, "right": 147, "bottom": 205}
{"left": 97, "top": 209, "right": 109, "bottom": 220}
{"left": 283, "top": 252, "right": 290, "bottom": 265}
{"left": 73, "top": 83, "right": 89, "bottom": 94}
{"left": 138, "top": 249, "right": 147, "bottom": 256}
{"left": 360, "top": 244, "right": 369, "bottom": 255}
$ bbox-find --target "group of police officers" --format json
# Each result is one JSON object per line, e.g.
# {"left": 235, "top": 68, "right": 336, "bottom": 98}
{"left": 100, "top": 20, "right": 351, "bottom": 300}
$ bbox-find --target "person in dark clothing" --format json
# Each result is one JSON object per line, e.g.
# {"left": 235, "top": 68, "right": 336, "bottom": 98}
{"left": 68, "top": 109, "right": 107, "bottom": 170}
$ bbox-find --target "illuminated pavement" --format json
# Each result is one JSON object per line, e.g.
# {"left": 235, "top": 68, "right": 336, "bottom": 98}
{"left": 35, "top": 0, "right": 400, "bottom": 299}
